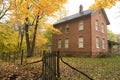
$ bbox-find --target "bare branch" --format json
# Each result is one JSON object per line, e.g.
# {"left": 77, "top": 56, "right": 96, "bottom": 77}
{"left": 0, "top": 7, "right": 9, "bottom": 19}
{"left": 0, "top": 0, "right": 10, "bottom": 20}
{"left": 0, "top": 0, "right": 4, "bottom": 15}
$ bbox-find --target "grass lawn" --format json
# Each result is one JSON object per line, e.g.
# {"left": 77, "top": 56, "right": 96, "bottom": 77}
{"left": 60, "top": 56, "right": 120, "bottom": 80}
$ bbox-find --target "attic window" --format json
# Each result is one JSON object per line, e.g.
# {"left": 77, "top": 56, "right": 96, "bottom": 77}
{"left": 65, "top": 24, "right": 69, "bottom": 33}
{"left": 101, "top": 23, "right": 104, "bottom": 33}
{"left": 95, "top": 20, "right": 99, "bottom": 31}
{"left": 99, "top": 11, "right": 101, "bottom": 14}
{"left": 59, "top": 25, "right": 62, "bottom": 32}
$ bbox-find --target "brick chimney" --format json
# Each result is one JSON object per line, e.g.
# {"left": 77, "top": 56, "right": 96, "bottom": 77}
{"left": 79, "top": 5, "right": 83, "bottom": 13}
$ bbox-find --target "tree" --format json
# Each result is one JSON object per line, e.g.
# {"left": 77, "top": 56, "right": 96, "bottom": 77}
{"left": 107, "top": 29, "right": 117, "bottom": 42}
{"left": 44, "top": 29, "right": 52, "bottom": 48}
{"left": 0, "top": 0, "right": 10, "bottom": 20}
{"left": 0, "top": 23, "right": 19, "bottom": 53}
{"left": 117, "top": 34, "right": 120, "bottom": 43}
{"left": 10, "top": 0, "right": 67, "bottom": 57}
{"left": 89, "top": 0, "right": 120, "bottom": 9}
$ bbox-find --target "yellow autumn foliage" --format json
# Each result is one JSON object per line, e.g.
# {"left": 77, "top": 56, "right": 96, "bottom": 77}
{"left": 89, "top": 0, "right": 120, "bottom": 10}
{"left": 0, "top": 23, "right": 19, "bottom": 53}
{"left": 10, "top": 0, "right": 67, "bottom": 24}
{"left": 0, "top": 0, "right": 2, "bottom": 4}
{"left": 0, "top": 0, "right": 67, "bottom": 55}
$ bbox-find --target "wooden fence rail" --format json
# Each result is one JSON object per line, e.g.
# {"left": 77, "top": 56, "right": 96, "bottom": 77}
{"left": 8, "top": 51, "right": 93, "bottom": 80}
{"left": 40, "top": 51, "right": 93, "bottom": 80}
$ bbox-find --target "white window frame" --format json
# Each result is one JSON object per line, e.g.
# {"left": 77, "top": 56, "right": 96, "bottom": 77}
{"left": 78, "top": 21, "right": 84, "bottom": 31}
{"left": 65, "top": 38, "right": 69, "bottom": 48}
{"left": 58, "top": 39, "right": 61, "bottom": 49}
{"left": 96, "top": 37, "right": 100, "bottom": 48}
{"left": 65, "top": 24, "right": 69, "bottom": 33}
{"left": 101, "top": 23, "right": 104, "bottom": 33}
{"left": 96, "top": 20, "right": 99, "bottom": 31}
{"left": 78, "top": 37, "right": 84, "bottom": 48}
{"left": 102, "top": 39, "right": 105, "bottom": 49}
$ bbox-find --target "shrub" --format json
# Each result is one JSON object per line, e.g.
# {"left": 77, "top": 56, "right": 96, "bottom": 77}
{"left": 97, "top": 53, "right": 119, "bottom": 58}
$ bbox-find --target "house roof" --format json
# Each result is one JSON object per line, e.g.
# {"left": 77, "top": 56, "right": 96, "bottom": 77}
{"left": 54, "top": 9, "right": 110, "bottom": 25}
{"left": 108, "top": 40, "right": 120, "bottom": 45}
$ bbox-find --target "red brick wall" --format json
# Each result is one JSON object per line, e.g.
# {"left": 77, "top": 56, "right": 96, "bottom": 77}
{"left": 52, "top": 10, "right": 108, "bottom": 56}
{"left": 91, "top": 10, "right": 108, "bottom": 55}
{"left": 52, "top": 15, "right": 92, "bottom": 56}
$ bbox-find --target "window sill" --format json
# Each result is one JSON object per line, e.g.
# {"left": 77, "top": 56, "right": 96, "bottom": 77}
{"left": 65, "top": 32, "right": 69, "bottom": 33}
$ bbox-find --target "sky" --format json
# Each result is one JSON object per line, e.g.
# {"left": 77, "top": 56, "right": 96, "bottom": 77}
{"left": 64, "top": 0, "right": 120, "bottom": 34}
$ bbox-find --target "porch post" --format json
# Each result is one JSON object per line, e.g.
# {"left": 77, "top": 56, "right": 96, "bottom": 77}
{"left": 118, "top": 45, "right": 120, "bottom": 55}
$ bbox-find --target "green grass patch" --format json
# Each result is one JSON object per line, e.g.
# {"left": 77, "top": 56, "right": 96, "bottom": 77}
{"left": 60, "top": 56, "right": 120, "bottom": 80}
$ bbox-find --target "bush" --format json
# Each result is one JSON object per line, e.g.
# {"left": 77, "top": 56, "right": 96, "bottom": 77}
{"left": 97, "top": 53, "right": 119, "bottom": 58}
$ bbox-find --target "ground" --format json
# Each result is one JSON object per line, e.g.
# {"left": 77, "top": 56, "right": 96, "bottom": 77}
{"left": 0, "top": 56, "right": 120, "bottom": 80}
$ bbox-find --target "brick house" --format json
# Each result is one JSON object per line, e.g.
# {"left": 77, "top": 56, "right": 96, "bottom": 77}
{"left": 52, "top": 5, "right": 110, "bottom": 56}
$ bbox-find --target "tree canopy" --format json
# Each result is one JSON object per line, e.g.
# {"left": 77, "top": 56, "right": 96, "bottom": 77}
{"left": 0, "top": 0, "right": 67, "bottom": 57}
{"left": 89, "top": 0, "right": 120, "bottom": 9}
{"left": 107, "top": 29, "right": 117, "bottom": 42}
{"left": 9, "top": 0, "right": 67, "bottom": 57}
{"left": 0, "top": 23, "right": 19, "bottom": 53}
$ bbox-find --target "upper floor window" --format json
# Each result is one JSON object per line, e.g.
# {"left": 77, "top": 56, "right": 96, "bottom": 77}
{"left": 78, "top": 37, "right": 84, "bottom": 48}
{"left": 78, "top": 21, "right": 84, "bottom": 31}
{"left": 58, "top": 39, "right": 61, "bottom": 49}
{"left": 65, "top": 24, "right": 69, "bottom": 33}
{"left": 65, "top": 38, "right": 69, "bottom": 48}
{"left": 102, "top": 39, "right": 105, "bottom": 49}
{"left": 99, "top": 11, "right": 101, "bottom": 14}
{"left": 96, "top": 37, "right": 100, "bottom": 48}
{"left": 96, "top": 20, "right": 99, "bottom": 31}
{"left": 58, "top": 25, "right": 62, "bottom": 32}
{"left": 101, "top": 23, "right": 104, "bottom": 33}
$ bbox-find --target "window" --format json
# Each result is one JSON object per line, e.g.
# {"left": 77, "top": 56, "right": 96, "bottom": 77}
{"left": 65, "top": 24, "right": 69, "bottom": 33}
{"left": 101, "top": 23, "right": 104, "bottom": 33}
{"left": 96, "top": 37, "right": 99, "bottom": 48}
{"left": 78, "top": 21, "right": 84, "bottom": 31}
{"left": 57, "top": 25, "right": 62, "bottom": 32}
{"left": 78, "top": 37, "right": 84, "bottom": 48}
{"left": 65, "top": 38, "right": 69, "bottom": 48}
{"left": 99, "top": 11, "right": 101, "bottom": 14}
{"left": 96, "top": 20, "right": 99, "bottom": 31}
{"left": 58, "top": 39, "right": 61, "bottom": 49}
{"left": 102, "top": 39, "right": 105, "bottom": 49}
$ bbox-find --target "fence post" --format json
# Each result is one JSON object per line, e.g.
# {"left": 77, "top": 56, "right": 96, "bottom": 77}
{"left": 21, "top": 50, "right": 24, "bottom": 65}
{"left": 57, "top": 51, "right": 60, "bottom": 78}
{"left": 13, "top": 52, "right": 16, "bottom": 64}
{"left": 8, "top": 53, "right": 11, "bottom": 63}
{"left": 42, "top": 50, "right": 46, "bottom": 80}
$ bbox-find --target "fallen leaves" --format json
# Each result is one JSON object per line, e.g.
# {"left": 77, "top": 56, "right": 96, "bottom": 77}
{"left": 0, "top": 61, "right": 42, "bottom": 80}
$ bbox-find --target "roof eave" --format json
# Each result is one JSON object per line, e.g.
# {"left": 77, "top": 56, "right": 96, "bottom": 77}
{"left": 53, "top": 13, "right": 92, "bottom": 26}
{"left": 101, "top": 9, "right": 110, "bottom": 25}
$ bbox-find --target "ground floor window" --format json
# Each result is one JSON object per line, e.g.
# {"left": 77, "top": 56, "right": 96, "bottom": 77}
{"left": 65, "top": 38, "right": 69, "bottom": 48}
{"left": 102, "top": 39, "right": 105, "bottom": 49}
{"left": 96, "top": 37, "right": 100, "bottom": 48}
{"left": 58, "top": 39, "right": 61, "bottom": 48}
{"left": 78, "top": 37, "right": 84, "bottom": 48}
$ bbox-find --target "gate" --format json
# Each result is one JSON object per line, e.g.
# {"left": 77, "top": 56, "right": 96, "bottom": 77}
{"left": 40, "top": 51, "right": 93, "bottom": 80}
{"left": 41, "top": 51, "right": 60, "bottom": 80}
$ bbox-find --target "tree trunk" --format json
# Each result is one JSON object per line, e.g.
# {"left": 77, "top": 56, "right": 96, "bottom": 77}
{"left": 25, "top": 18, "right": 31, "bottom": 57}
{"left": 30, "top": 15, "right": 39, "bottom": 56}
{"left": 19, "top": 27, "right": 24, "bottom": 54}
